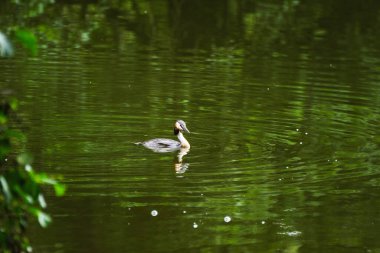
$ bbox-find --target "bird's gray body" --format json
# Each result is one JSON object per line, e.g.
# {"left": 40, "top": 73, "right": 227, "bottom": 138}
{"left": 138, "top": 120, "right": 190, "bottom": 153}
{"left": 141, "top": 138, "right": 181, "bottom": 153}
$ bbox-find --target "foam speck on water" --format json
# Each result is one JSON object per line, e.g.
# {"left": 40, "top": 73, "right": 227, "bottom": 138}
{"left": 224, "top": 216, "right": 232, "bottom": 223}
{"left": 287, "top": 231, "right": 302, "bottom": 236}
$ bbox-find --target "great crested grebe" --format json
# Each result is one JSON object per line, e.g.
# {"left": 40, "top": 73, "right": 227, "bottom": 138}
{"left": 139, "top": 120, "right": 190, "bottom": 152}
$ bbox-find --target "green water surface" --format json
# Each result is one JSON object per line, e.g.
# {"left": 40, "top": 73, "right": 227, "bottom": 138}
{"left": 1, "top": 1, "right": 380, "bottom": 252}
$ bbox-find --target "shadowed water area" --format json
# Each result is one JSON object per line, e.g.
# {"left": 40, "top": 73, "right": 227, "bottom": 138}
{"left": 1, "top": 1, "right": 380, "bottom": 252}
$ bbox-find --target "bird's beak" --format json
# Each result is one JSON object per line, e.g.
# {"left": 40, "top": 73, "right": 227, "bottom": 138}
{"left": 182, "top": 126, "right": 190, "bottom": 133}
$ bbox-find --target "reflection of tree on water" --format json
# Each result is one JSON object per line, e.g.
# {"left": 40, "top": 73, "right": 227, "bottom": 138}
{"left": 174, "top": 147, "right": 189, "bottom": 174}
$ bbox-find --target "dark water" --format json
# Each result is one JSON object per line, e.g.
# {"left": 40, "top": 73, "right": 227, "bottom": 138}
{"left": 1, "top": 1, "right": 380, "bottom": 252}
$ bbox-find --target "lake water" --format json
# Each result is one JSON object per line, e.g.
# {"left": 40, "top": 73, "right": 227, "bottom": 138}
{"left": 1, "top": 1, "right": 380, "bottom": 252}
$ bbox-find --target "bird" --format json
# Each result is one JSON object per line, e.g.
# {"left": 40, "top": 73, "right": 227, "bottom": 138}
{"left": 137, "top": 120, "right": 190, "bottom": 153}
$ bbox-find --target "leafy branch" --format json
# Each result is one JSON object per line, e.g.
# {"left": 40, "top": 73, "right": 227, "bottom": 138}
{"left": 0, "top": 94, "right": 65, "bottom": 253}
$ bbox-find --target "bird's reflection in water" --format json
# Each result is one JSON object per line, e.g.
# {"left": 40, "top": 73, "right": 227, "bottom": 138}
{"left": 175, "top": 147, "right": 190, "bottom": 174}
{"left": 137, "top": 145, "right": 190, "bottom": 174}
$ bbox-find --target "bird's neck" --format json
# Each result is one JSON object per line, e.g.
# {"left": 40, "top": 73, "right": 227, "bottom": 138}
{"left": 177, "top": 132, "right": 190, "bottom": 148}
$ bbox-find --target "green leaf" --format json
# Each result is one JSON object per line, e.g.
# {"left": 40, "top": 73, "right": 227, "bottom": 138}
{"left": 15, "top": 29, "right": 38, "bottom": 56}
{"left": 0, "top": 31, "right": 14, "bottom": 57}
{"left": 31, "top": 172, "right": 55, "bottom": 184}
{"left": 54, "top": 183, "right": 66, "bottom": 197}
{"left": 38, "top": 193, "right": 47, "bottom": 208}
{"left": 29, "top": 171, "right": 66, "bottom": 196}
{"left": 14, "top": 185, "right": 35, "bottom": 205}
{"left": 37, "top": 211, "right": 51, "bottom": 228}
{"left": 0, "top": 176, "right": 12, "bottom": 203}
{"left": 29, "top": 208, "right": 52, "bottom": 228}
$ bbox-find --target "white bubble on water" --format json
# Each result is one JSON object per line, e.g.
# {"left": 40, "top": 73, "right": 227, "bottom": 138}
{"left": 300, "top": 142, "right": 303, "bottom": 145}
{"left": 183, "top": 210, "right": 187, "bottom": 214}
{"left": 279, "top": 231, "right": 302, "bottom": 237}
{"left": 224, "top": 216, "right": 232, "bottom": 223}
{"left": 151, "top": 210, "right": 158, "bottom": 217}
{"left": 261, "top": 221, "right": 266, "bottom": 224}
{"left": 193, "top": 222, "right": 198, "bottom": 228}
{"left": 287, "top": 231, "right": 302, "bottom": 236}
